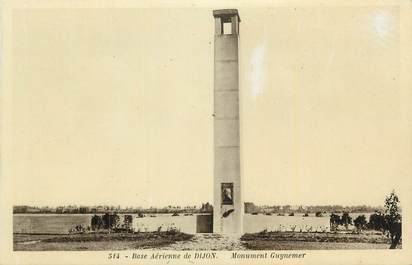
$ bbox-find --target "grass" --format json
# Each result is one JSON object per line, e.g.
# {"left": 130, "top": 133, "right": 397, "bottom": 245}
{"left": 241, "top": 241, "right": 393, "bottom": 250}
{"left": 14, "top": 231, "right": 193, "bottom": 251}
{"left": 240, "top": 231, "right": 400, "bottom": 250}
{"left": 14, "top": 230, "right": 401, "bottom": 251}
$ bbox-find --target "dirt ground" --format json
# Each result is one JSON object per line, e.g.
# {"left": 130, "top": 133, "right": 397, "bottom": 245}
{"left": 14, "top": 231, "right": 398, "bottom": 251}
{"left": 159, "top": 234, "right": 246, "bottom": 250}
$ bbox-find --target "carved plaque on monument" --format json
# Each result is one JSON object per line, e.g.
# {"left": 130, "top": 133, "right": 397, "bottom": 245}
{"left": 221, "top": 183, "right": 234, "bottom": 205}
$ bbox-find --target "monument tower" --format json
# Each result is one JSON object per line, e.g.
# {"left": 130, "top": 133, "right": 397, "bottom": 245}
{"left": 213, "top": 9, "right": 243, "bottom": 234}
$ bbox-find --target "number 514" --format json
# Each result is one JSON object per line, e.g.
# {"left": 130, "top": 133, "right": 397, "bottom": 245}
{"left": 108, "top": 253, "right": 120, "bottom": 259}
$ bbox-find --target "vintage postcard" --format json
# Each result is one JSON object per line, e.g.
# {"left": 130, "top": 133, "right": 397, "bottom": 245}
{"left": 1, "top": 0, "right": 412, "bottom": 264}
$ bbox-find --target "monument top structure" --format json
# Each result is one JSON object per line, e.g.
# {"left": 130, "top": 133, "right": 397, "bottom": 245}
{"left": 213, "top": 9, "right": 241, "bottom": 22}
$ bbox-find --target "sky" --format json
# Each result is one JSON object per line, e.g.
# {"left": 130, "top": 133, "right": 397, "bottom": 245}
{"left": 7, "top": 5, "right": 411, "bottom": 207}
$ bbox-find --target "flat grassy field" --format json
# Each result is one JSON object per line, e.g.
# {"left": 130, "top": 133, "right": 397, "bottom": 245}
{"left": 240, "top": 231, "right": 400, "bottom": 250}
{"left": 14, "top": 232, "right": 193, "bottom": 251}
{"left": 14, "top": 231, "right": 401, "bottom": 251}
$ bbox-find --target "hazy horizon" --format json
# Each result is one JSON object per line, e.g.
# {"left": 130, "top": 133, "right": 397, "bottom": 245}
{"left": 13, "top": 199, "right": 392, "bottom": 209}
{"left": 14, "top": 203, "right": 387, "bottom": 209}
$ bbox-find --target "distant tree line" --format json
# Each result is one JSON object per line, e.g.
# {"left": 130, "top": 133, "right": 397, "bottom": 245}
{"left": 13, "top": 203, "right": 213, "bottom": 214}
{"left": 244, "top": 202, "right": 384, "bottom": 215}
{"left": 14, "top": 202, "right": 385, "bottom": 215}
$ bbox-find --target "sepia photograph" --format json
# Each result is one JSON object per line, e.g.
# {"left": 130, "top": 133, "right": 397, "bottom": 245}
{"left": 1, "top": 1, "right": 412, "bottom": 264}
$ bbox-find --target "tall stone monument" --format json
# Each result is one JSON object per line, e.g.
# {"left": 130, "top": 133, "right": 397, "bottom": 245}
{"left": 213, "top": 9, "right": 243, "bottom": 235}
